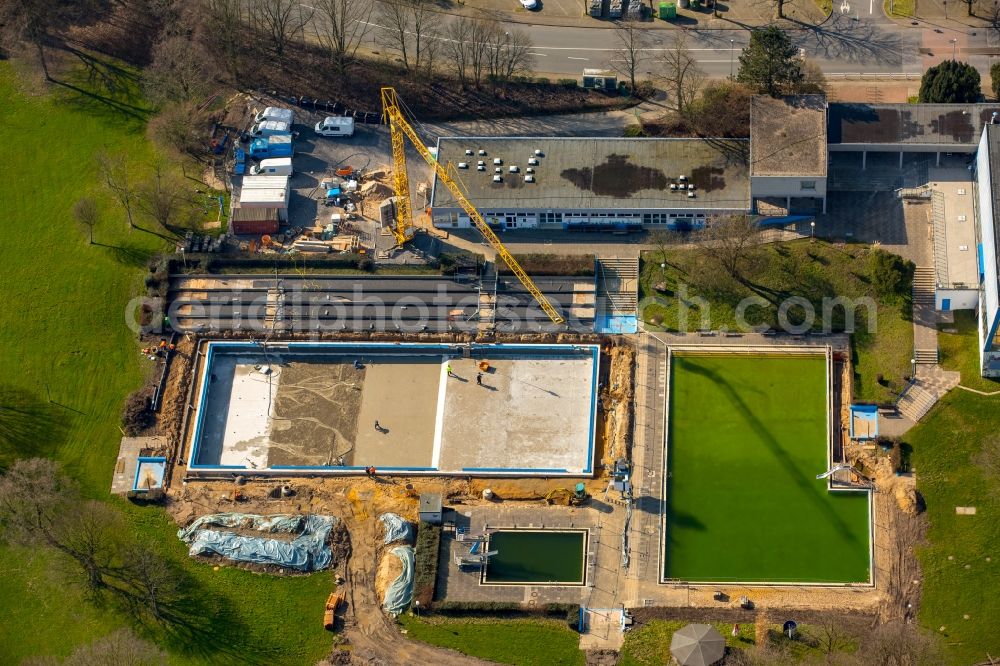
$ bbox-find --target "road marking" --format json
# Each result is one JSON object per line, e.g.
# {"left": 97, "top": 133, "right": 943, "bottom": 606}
{"left": 527, "top": 52, "right": 548, "bottom": 56}
{"left": 567, "top": 56, "right": 589, "bottom": 60}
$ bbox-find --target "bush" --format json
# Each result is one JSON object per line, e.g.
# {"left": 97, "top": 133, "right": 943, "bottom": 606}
{"left": 866, "top": 249, "right": 913, "bottom": 302}
{"left": 992, "top": 61, "right": 1000, "bottom": 99}
{"left": 535, "top": 77, "right": 551, "bottom": 85}
{"left": 429, "top": 601, "right": 580, "bottom": 626}
{"left": 558, "top": 78, "right": 578, "bottom": 88}
{"left": 413, "top": 522, "right": 441, "bottom": 606}
{"left": 624, "top": 124, "right": 645, "bottom": 138}
{"left": 355, "top": 254, "right": 375, "bottom": 272}
{"left": 122, "top": 390, "right": 154, "bottom": 436}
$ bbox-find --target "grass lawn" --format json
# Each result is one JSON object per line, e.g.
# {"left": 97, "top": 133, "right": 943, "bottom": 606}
{"left": 884, "top": 0, "right": 915, "bottom": 17}
{"left": 398, "top": 615, "right": 584, "bottom": 666}
{"left": 907, "top": 315, "right": 1000, "bottom": 665}
{"left": 620, "top": 620, "right": 755, "bottom": 666}
{"left": 639, "top": 241, "right": 913, "bottom": 403}
{"left": 938, "top": 310, "right": 1000, "bottom": 393}
{"left": 665, "top": 354, "right": 871, "bottom": 583}
{"left": 0, "top": 60, "right": 331, "bottom": 665}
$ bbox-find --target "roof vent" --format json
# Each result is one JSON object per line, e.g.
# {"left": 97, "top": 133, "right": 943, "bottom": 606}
{"left": 678, "top": 175, "right": 687, "bottom": 181}
{"left": 493, "top": 157, "right": 502, "bottom": 165}
{"left": 493, "top": 175, "right": 502, "bottom": 183}
{"left": 509, "top": 165, "right": 519, "bottom": 173}
{"left": 479, "top": 149, "right": 487, "bottom": 156}
{"left": 687, "top": 183, "right": 695, "bottom": 190}
{"left": 528, "top": 158, "right": 539, "bottom": 166}
{"left": 525, "top": 175, "right": 535, "bottom": 183}
{"left": 687, "top": 191, "right": 696, "bottom": 198}
{"left": 458, "top": 162, "right": 468, "bottom": 169}
{"left": 495, "top": 167, "right": 502, "bottom": 173}
{"left": 669, "top": 183, "right": 678, "bottom": 191}
{"left": 478, "top": 160, "right": 485, "bottom": 166}
{"left": 465, "top": 149, "right": 474, "bottom": 156}
{"left": 534, "top": 149, "right": 543, "bottom": 156}
{"left": 477, "top": 165, "right": 486, "bottom": 171}
{"left": 993, "top": 111, "right": 999, "bottom": 124}
{"left": 526, "top": 167, "right": 535, "bottom": 174}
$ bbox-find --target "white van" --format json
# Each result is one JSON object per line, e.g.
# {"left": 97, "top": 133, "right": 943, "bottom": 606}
{"left": 249, "top": 157, "right": 293, "bottom": 176}
{"left": 254, "top": 106, "right": 295, "bottom": 126}
{"left": 315, "top": 116, "right": 355, "bottom": 138}
{"left": 250, "top": 120, "right": 292, "bottom": 138}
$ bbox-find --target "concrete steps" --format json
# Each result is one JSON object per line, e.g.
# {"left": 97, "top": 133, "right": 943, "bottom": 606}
{"left": 596, "top": 257, "right": 638, "bottom": 315}
{"left": 913, "top": 266, "right": 936, "bottom": 303}
{"left": 914, "top": 348, "right": 939, "bottom": 364}
{"left": 898, "top": 381, "right": 938, "bottom": 422}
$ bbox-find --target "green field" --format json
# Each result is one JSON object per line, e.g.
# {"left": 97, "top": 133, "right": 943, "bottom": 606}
{"left": 398, "top": 615, "right": 584, "bottom": 666}
{"left": 0, "top": 61, "right": 331, "bottom": 665}
{"left": 483, "top": 531, "right": 586, "bottom": 585}
{"left": 665, "top": 354, "right": 871, "bottom": 583}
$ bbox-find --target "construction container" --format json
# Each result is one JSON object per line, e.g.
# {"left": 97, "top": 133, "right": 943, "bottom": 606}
{"left": 659, "top": 2, "right": 676, "bottom": 18}
{"left": 230, "top": 207, "right": 280, "bottom": 235}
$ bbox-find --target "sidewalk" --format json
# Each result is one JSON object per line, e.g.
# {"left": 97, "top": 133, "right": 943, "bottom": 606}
{"left": 436, "top": 0, "right": 828, "bottom": 31}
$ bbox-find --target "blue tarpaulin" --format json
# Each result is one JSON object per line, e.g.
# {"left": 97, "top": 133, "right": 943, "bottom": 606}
{"left": 383, "top": 545, "right": 414, "bottom": 615}
{"left": 380, "top": 513, "right": 414, "bottom": 545}
{"left": 177, "top": 513, "right": 338, "bottom": 571}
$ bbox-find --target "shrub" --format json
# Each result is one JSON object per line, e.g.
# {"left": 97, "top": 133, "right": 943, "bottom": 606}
{"left": 355, "top": 254, "right": 376, "bottom": 272}
{"left": 499, "top": 254, "right": 596, "bottom": 276}
{"left": 122, "top": 390, "right": 154, "bottom": 436}
{"left": 624, "top": 124, "right": 645, "bottom": 138}
{"left": 558, "top": 78, "right": 578, "bottom": 88}
{"left": 535, "top": 77, "right": 551, "bottom": 85}
{"left": 918, "top": 60, "right": 981, "bottom": 103}
{"left": 992, "top": 62, "right": 1000, "bottom": 99}
{"left": 413, "top": 522, "right": 441, "bottom": 606}
{"left": 866, "top": 249, "right": 913, "bottom": 302}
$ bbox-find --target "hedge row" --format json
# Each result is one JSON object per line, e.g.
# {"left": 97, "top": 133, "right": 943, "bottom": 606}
{"left": 500, "top": 254, "right": 596, "bottom": 277}
{"left": 414, "top": 522, "right": 442, "bottom": 606}
{"left": 429, "top": 601, "right": 581, "bottom": 631}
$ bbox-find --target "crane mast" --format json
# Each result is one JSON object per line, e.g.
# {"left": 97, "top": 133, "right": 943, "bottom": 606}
{"left": 380, "top": 87, "right": 565, "bottom": 326}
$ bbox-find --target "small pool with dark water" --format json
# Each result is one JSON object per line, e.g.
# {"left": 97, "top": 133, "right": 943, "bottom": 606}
{"left": 482, "top": 530, "right": 587, "bottom": 585}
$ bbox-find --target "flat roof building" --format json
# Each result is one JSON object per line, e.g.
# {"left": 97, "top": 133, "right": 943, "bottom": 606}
{"left": 429, "top": 137, "right": 751, "bottom": 231}
{"left": 750, "top": 95, "right": 828, "bottom": 214}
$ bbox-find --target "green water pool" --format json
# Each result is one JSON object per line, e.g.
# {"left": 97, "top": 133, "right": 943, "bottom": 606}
{"left": 483, "top": 530, "right": 587, "bottom": 585}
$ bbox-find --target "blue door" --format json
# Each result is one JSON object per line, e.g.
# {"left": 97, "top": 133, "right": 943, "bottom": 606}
{"left": 941, "top": 298, "right": 951, "bottom": 311}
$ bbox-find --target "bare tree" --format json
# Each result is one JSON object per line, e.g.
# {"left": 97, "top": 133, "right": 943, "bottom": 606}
{"left": 54, "top": 500, "right": 125, "bottom": 593}
{"left": 142, "top": 35, "right": 211, "bottom": 105}
{"left": 62, "top": 629, "right": 168, "bottom": 666}
{"left": 701, "top": 214, "right": 761, "bottom": 281}
{"left": 796, "top": 57, "right": 827, "bottom": 94}
{"left": 815, "top": 622, "right": 854, "bottom": 657}
{"left": 486, "top": 26, "right": 535, "bottom": 89}
{"left": 121, "top": 545, "right": 182, "bottom": 621}
{"left": 610, "top": 20, "right": 648, "bottom": 94}
{"left": 200, "top": 0, "right": 246, "bottom": 79}
{"left": 139, "top": 165, "right": 184, "bottom": 231}
{"left": 313, "top": 0, "right": 372, "bottom": 76}
{"left": 73, "top": 197, "right": 99, "bottom": 244}
{"left": 0, "top": 0, "right": 96, "bottom": 80}
{"left": 96, "top": 151, "right": 139, "bottom": 230}
{"left": 148, "top": 102, "right": 212, "bottom": 162}
{"left": 861, "top": 622, "right": 942, "bottom": 666}
{"left": 377, "top": 0, "right": 414, "bottom": 70}
{"left": 0, "top": 458, "right": 78, "bottom": 546}
{"left": 446, "top": 18, "right": 474, "bottom": 88}
{"left": 658, "top": 30, "right": 705, "bottom": 116}
{"left": 468, "top": 19, "right": 494, "bottom": 88}
{"left": 250, "top": 0, "right": 313, "bottom": 56}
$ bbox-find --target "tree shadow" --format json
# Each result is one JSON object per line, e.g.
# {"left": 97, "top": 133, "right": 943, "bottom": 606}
{"left": 0, "top": 386, "right": 71, "bottom": 469}
{"left": 97, "top": 241, "right": 158, "bottom": 268}
{"left": 788, "top": 13, "right": 908, "bottom": 67}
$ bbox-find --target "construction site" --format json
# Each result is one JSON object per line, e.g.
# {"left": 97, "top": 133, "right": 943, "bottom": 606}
{"left": 107, "top": 88, "right": 929, "bottom": 662}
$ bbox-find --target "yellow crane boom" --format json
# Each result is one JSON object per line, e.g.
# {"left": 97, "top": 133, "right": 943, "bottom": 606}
{"left": 380, "top": 87, "right": 565, "bottom": 326}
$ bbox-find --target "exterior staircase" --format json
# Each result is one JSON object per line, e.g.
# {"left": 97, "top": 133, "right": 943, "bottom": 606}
{"left": 596, "top": 257, "right": 638, "bottom": 316}
{"left": 912, "top": 266, "right": 938, "bottom": 364}
{"left": 897, "top": 381, "right": 938, "bottom": 422}
{"left": 477, "top": 262, "right": 498, "bottom": 334}
{"left": 265, "top": 285, "right": 285, "bottom": 331}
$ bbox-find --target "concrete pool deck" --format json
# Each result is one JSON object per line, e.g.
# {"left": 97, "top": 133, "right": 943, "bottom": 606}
{"left": 186, "top": 342, "right": 599, "bottom": 476}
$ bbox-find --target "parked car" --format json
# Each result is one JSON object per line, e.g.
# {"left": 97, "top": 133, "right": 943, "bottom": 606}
{"left": 315, "top": 116, "right": 355, "bottom": 138}
{"left": 519, "top": 0, "right": 538, "bottom": 9}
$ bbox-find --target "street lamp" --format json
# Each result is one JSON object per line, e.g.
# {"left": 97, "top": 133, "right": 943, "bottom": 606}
{"left": 730, "top": 40, "right": 735, "bottom": 79}
{"left": 950, "top": 38, "right": 958, "bottom": 60}
{"left": 944, "top": 0, "right": 948, "bottom": 19}
{"left": 810, "top": 220, "right": 816, "bottom": 239}
{"left": 910, "top": 357, "right": 916, "bottom": 381}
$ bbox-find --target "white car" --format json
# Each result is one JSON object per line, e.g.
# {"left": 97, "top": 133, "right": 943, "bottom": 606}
{"left": 519, "top": 0, "right": 538, "bottom": 9}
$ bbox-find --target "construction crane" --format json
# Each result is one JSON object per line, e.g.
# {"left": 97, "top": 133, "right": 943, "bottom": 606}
{"left": 380, "top": 87, "right": 565, "bottom": 325}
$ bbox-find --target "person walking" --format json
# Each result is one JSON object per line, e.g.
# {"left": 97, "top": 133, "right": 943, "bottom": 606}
{"left": 476, "top": 373, "right": 483, "bottom": 386}
{"left": 446, "top": 363, "right": 454, "bottom": 377}
{"left": 374, "top": 420, "right": 382, "bottom": 432}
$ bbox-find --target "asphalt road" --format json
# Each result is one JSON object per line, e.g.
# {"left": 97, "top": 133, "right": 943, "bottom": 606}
{"left": 316, "top": 3, "right": 997, "bottom": 78}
